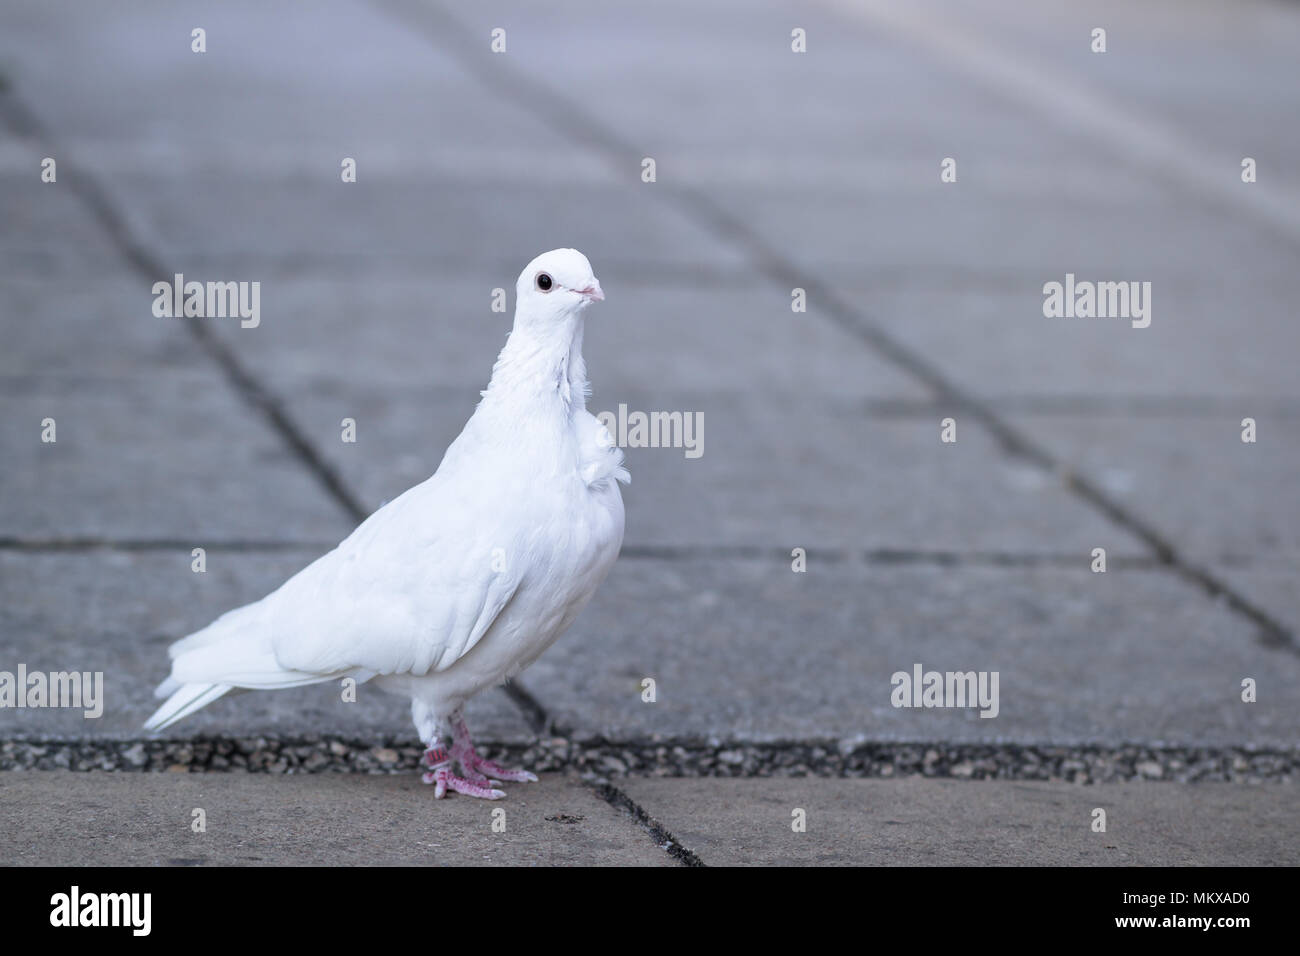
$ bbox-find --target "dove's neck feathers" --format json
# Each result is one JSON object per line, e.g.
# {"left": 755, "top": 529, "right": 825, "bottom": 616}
{"left": 481, "top": 312, "right": 589, "bottom": 415}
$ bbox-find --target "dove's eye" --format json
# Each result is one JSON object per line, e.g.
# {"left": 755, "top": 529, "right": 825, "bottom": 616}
{"left": 535, "top": 272, "right": 553, "bottom": 292}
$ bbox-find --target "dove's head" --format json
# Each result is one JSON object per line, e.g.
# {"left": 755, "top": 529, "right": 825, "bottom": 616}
{"left": 514, "top": 248, "right": 603, "bottom": 329}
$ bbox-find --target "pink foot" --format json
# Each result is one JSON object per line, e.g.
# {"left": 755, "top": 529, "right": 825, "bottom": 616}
{"left": 454, "top": 743, "right": 539, "bottom": 785}
{"left": 421, "top": 747, "right": 505, "bottom": 800}
{"left": 452, "top": 714, "right": 539, "bottom": 785}
{"left": 418, "top": 715, "right": 540, "bottom": 799}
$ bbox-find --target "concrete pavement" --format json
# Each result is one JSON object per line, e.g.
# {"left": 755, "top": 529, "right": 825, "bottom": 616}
{"left": 1, "top": 0, "right": 1298, "bottom": 864}
{"left": 2, "top": 771, "right": 1294, "bottom": 866}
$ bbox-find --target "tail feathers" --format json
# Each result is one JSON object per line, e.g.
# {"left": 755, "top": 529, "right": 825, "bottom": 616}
{"left": 144, "top": 683, "right": 233, "bottom": 732}
{"left": 147, "top": 646, "right": 364, "bottom": 731}
{"left": 148, "top": 605, "right": 364, "bottom": 730}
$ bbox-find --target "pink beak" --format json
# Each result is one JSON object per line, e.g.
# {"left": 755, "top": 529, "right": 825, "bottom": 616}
{"left": 579, "top": 280, "right": 604, "bottom": 302}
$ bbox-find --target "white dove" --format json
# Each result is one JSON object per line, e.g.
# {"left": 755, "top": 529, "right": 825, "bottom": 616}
{"left": 145, "top": 249, "right": 628, "bottom": 799}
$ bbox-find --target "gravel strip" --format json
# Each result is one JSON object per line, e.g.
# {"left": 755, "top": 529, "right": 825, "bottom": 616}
{"left": 1, "top": 736, "right": 1295, "bottom": 784}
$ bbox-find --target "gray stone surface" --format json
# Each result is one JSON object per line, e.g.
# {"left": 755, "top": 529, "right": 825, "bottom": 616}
{"left": 908, "top": 0, "right": 1300, "bottom": 184}
{"left": 528, "top": 558, "right": 1300, "bottom": 746}
{"left": 0, "top": 771, "right": 673, "bottom": 866}
{"left": 712, "top": 184, "right": 1295, "bottom": 296}
{"left": 0, "top": 146, "right": 125, "bottom": 277}
{"left": 1005, "top": 415, "right": 1300, "bottom": 563}
{"left": 111, "top": 177, "right": 747, "bottom": 278}
{"left": 0, "top": 373, "right": 356, "bottom": 543}
{"left": 856, "top": 283, "right": 1300, "bottom": 403}
{"left": 1007, "top": 414, "right": 1300, "bottom": 634}
{"left": 1217, "top": 565, "right": 1300, "bottom": 650}
{"left": 623, "top": 777, "right": 1300, "bottom": 866}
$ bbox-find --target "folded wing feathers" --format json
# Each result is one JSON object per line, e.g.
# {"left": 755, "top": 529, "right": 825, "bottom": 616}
{"left": 143, "top": 519, "right": 523, "bottom": 730}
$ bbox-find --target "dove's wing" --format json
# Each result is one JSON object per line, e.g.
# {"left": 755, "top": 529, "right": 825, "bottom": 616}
{"left": 266, "top": 475, "right": 528, "bottom": 678}
{"left": 162, "top": 461, "right": 527, "bottom": 690}
{"left": 146, "top": 437, "right": 532, "bottom": 731}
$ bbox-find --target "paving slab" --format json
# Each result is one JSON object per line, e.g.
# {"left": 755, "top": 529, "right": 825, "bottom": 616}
{"left": 526, "top": 557, "right": 1300, "bottom": 746}
{"left": 0, "top": 371, "right": 355, "bottom": 543}
{"left": 622, "top": 777, "right": 1300, "bottom": 866}
{"left": 712, "top": 185, "right": 1292, "bottom": 299}
{"left": 105, "top": 177, "right": 746, "bottom": 279}
{"left": 0, "top": 0, "right": 582, "bottom": 158}
{"left": 0, "top": 146, "right": 126, "bottom": 278}
{"left": 1006, "top": 414, "right": 1300, "bottom": 634}
{"left": 1006, "top": 415, "right": 1300, "bottom": 563}
{"left": 881, "top": 0, "right": 1300, "bottom": 198}
{"left": 258, "top": 384, "right": 1150, "bottom": 556}
{"left": 1216, "top": 565, "right": 1300, "bottom": 651}
{"left": 0, "top": 550, "right": 531, "bottom": 742}
{"left": 1, "top": 277, "right": 205, "bottom": 381}
{"left": 0, "top": 771, "right": 672, "bottom": 866}
{"left": 853, "top": 281, "right": 1300, "bottom": 403}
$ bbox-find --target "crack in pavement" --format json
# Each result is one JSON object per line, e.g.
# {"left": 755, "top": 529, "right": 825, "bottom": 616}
{"left": 587, "top": 780, "right": 706, "bottom": 867}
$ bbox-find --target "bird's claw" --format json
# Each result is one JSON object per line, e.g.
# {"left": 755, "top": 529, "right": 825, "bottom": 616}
{"left": 454, "top": 745, "right": 538, "bottom": 784}
{"left": 420, "top": 717, "right": 539, "bottom": 798}
{"left": 421, "top": 766, "right": 506, "bottom": 800}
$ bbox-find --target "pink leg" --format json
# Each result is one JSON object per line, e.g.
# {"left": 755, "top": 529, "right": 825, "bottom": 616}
{"left": 420, "top": 744, "right": 506, "bottom": 800}
{"left": 450, "top": 712, "right": 539, "bottom": 785}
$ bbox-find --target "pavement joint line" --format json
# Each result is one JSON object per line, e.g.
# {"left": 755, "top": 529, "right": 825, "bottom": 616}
{"left": 24, "top": 249, "right": 1244, "bottom": 296}
{"left": 382, "top": 0, "right": 1297, "bottom": 654}
{"left": 0, "top": 536, "right": 1183, "bottom": 571}
{"left": 14, "top": 368, "right": 1292, "bottom": 419}
{"left": 0, "top": 536, "right": 341, "bottom": 553}
{"left": 851, "top": 396, "right": 1300, "bottom": 419}
{"left": 500, "top": 682, "right": 555, "bottom": 736}
{"left": 620, "top": 544, "right": 1168, "bottom": 570}
{"left": 587, "top": 780, "right": 706, "bottom": 867}
{"left": 921, "top": 396, "right": 1300, "bottom": 418}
